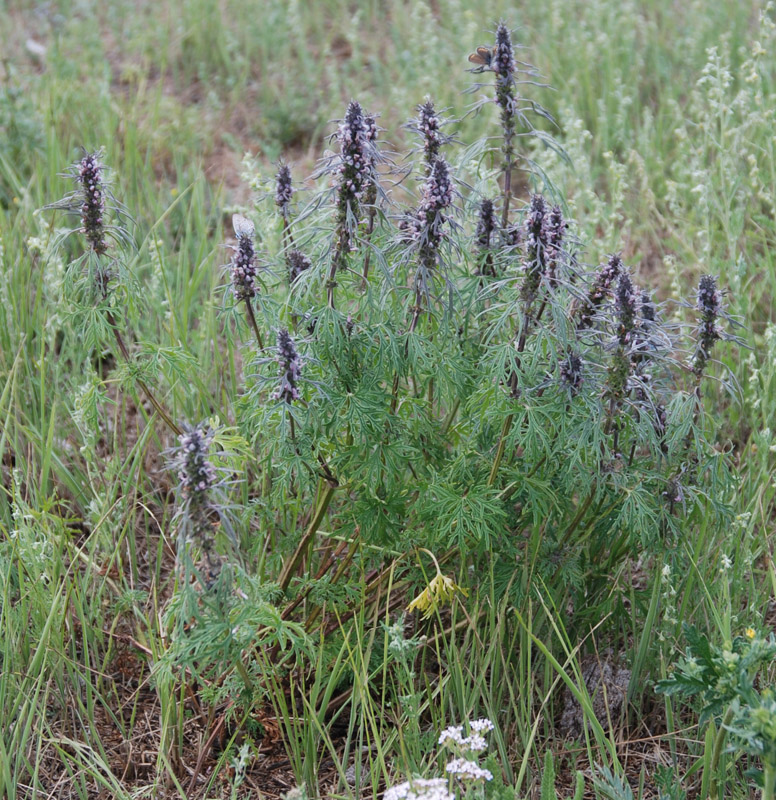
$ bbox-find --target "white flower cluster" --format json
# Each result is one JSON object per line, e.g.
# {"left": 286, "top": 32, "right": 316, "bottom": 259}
{"left": 445, "top": 758, "right": 493, "bottom": 782}
{"left": 384, "top": 778, "right": 454, "bottom": 800}
{"left": 440, "top": 717, "right": 495, "bottom": 784}
{"left": 384, "top": 718, "right": 496, "bottom": 800}
{"left": 437, "top": 717, "right": 493, "bottom": 752}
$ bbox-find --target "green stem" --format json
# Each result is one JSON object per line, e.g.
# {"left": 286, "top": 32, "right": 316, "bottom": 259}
{"left": 244, "top": 300, "right": 264, "bottom": 351}
{"left": 107, "top": 311, "right": 182, "bottom": 436}
{"left": 488, "top": 413, "right": 514, "bottom": 487}
{"left": 709, "top": 705, "right": 735, "bottom": 800}
{"left": 501, "top": 155, "right": 513, "bottom": 228}
{"left": 278, "top": 480, "right": 338, "bottom": 592}
{"left": 762, "top": 761, "right": 776, "bottom": 800}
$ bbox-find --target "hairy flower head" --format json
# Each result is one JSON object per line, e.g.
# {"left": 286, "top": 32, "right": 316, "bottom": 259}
{"left": 273, "top": 329, "right": 302, "bottom": 404}
{"left": 274, "top": 162, "right": 294, "bottom": 219}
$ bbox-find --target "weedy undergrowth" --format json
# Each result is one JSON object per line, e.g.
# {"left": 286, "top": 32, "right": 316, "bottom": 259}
{"left": 37, "top": 17, "right": 747, "bottom": 797}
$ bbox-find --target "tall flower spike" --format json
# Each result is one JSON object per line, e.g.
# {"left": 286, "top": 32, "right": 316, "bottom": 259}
{"left": 640, "top": 289, "right": 656, "bottom": 322}
{"left": 632, "top": 288, "right": 657, "bottom": 365}
{"left": 615, "top": 272, "right": 638, "bottom": 347}
{"left": 494, "top": 22, "right": 519, "bottom": 226}
{"left": 275, "top": 162, "right": 294, "bottom": 220}
{"left": 559, "top": 350, "right": 583, "bottom": 395}
{"left": 521, "top": 194, "right": 549, "bottom": 304}
{"left": 78, "top": 151, "right": 108, "bottom": 256}
{"left": 328, "top": 100, "right": 376, "bottom": 306}
{"left": 475, "top": 197, "right": 499, "bottom": 277}
{"left": 407, "top": 99, "right": 452, "bottom": 174}
{"left": 360, "top": 112, "right": 380, "bottom": 208}
{"left": 230, "top": 216, "right": 258, "bottom": 301}
{"left": 287, "top": 249, "right": 311, "bottom": 283}
{"left": 545, "top": 205, "right": 566, "bottom": 289}
{"left": 576, "top": 254, "right": 623, "bottom": 329}
{"left": 337, "top": 101, "right": 372, "bottom": 199}
{"left": 174, "top": 422, "right": 228, "bottom": 577}
{"left": 476, "top": 198, "right": 498, "bottom": 250}
{"left": 177, "top": 423, "right": 217, "bottom": 509}
{"left": 273, "top": 329, "right": 302, "bottom": 404}
{"left": 692, "top": 274, "right": 722, "bottom": 380}
{"left": 409, "top": 156, "right": 454, "bottom": 264}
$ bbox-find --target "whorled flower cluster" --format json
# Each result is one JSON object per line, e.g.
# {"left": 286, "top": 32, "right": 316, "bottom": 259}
{"left": 632, "top": 288, "right": 658, "bottom": 367}
{"left": 692, "top": 274, "right": 722, "bottom": 379}
{"left": 408, "top": 99, "right": 450, "bottom": 173}
{"left": 521, "top": 194, "right": 550, "bottom": 303}
{"left": 559, "top": 350, "right": 584, "bottom": 395}
{"left": 274, "top": 162, "right": 294, "bottom": 219}
{"left": 475, "top": 197, "right": 499, "bottom": 277}
{"left": 605, "top": 272, "right": 639, "bottom": 406}
{"left": 545, "top": 204, "right": 566, "bottom": 289}
{"left": 230, "top": 226, "right": 258, "bottom": 301}
{"left": 577, "top": 254, "right": 623, "bottom": 329}
{"left": 615, "top": 272, "right": 639, "bottom": 347}
{"left": 493, "top": 22, "right": 518, "bottom": 160}
{"left": 475, "top": 198, "right": 498, "bottom": 250}
{"left": 333, "top": 100, "right": 377, "bottom": 256}
{"left": 78, "top": 152, "right": 108, "bottom": 257}
{"left": 177, "top": 423, "right": 217, "bottom": 506}
{"left": 493, "top": 21, "right": 518, "bottom": 78}
{"left": 273, "top": 328, "right": 302, "bottom": 404}
{"left": 336, "top": 100, "right": 375, "bottom": 198}
{"left": 287, "top": 249, "right": 311, "bottom": 283}
{"left": 403, "top": 157, "right": 454, "bottom": 262}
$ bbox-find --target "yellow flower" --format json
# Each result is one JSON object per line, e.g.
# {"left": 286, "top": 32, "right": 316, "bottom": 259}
{"left": 746, "top": 627, "right": 756, "bottom": 639}
{"left": 407, "top": 572, "right": 468, "bottom": 620}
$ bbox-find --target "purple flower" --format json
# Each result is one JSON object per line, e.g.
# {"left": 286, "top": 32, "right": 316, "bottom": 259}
{"left": 577, "top": 254, "right": 623, "bottom": 329}
{"left": 177, "top": 423, "right": 217, "bottom": 505}
{"left": 493, "top": 22, "right": 518, "bottom": 164}
{"left": 403, "top": 157, "right": 455, "bottom": 267}
{"left": 333, "top": 100, "right": 377, "bottom": 257}
{"left": 521, "top": 194, "right": 549, "bottom": 303}
{"left": 78, "top": 152, "right": 108, "bottom": 256}
{"left": 475, "top": 197, "right": 499, "bottom": 277}
{"left": 559, "top": 350, "right": 583, "bottom": 395}
{"left": 273, "top": 329, "right": 302, "bottom": 404}
{"left": 407, "top": 99, "right": 453, "bottom": 173}
{"left": 275, "top": 162, "right": 294, "bottom": 219}
{"left": 493, "top": 21, "right": 517, "bottom": 79}
{"left": 545, "top": 205, "right": 566, "bottom": 289}
{"left": 230, "top": 222, "right": 258, "bottom": 301}
{"left": 692, "top": 274, "right": 722, "bottom": 379}
{"left": 615, "top": 272, "right": 638, "bottom": 346}
{"left": 287, "top": 249, "right": 311, "bottom": 283}
{"left": 475, "top": 198, "right": 498, "bottom": 250}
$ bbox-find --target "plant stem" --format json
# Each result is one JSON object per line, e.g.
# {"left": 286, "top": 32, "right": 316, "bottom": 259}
{"left": 278, "top": 479, "right": 338, "bottom": 592}
{"left": 360, "top": 205, "right": 377, "bottom": 289}
{"left": 709, "top": 705, "right": 735, "bottom": 800}
{"left": 501, "top": 156, "right": 513, "bottom": 229}
{"left": 244, "top": 300, "right": 264, "bottom": 350}
{"left": 327, "top": 243, "right": 344, "bottom": 309}
{"left": 488, "top": 311, "right": 533, "bottom": 486}
{"left": 106, "top": 310, "right": 181, "bottom": 436}
{"left": 762, "top": 761, "right": 776, "bottom": 800}
{"left": 488, "top": 413, "right": 514, "bottom": 487}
